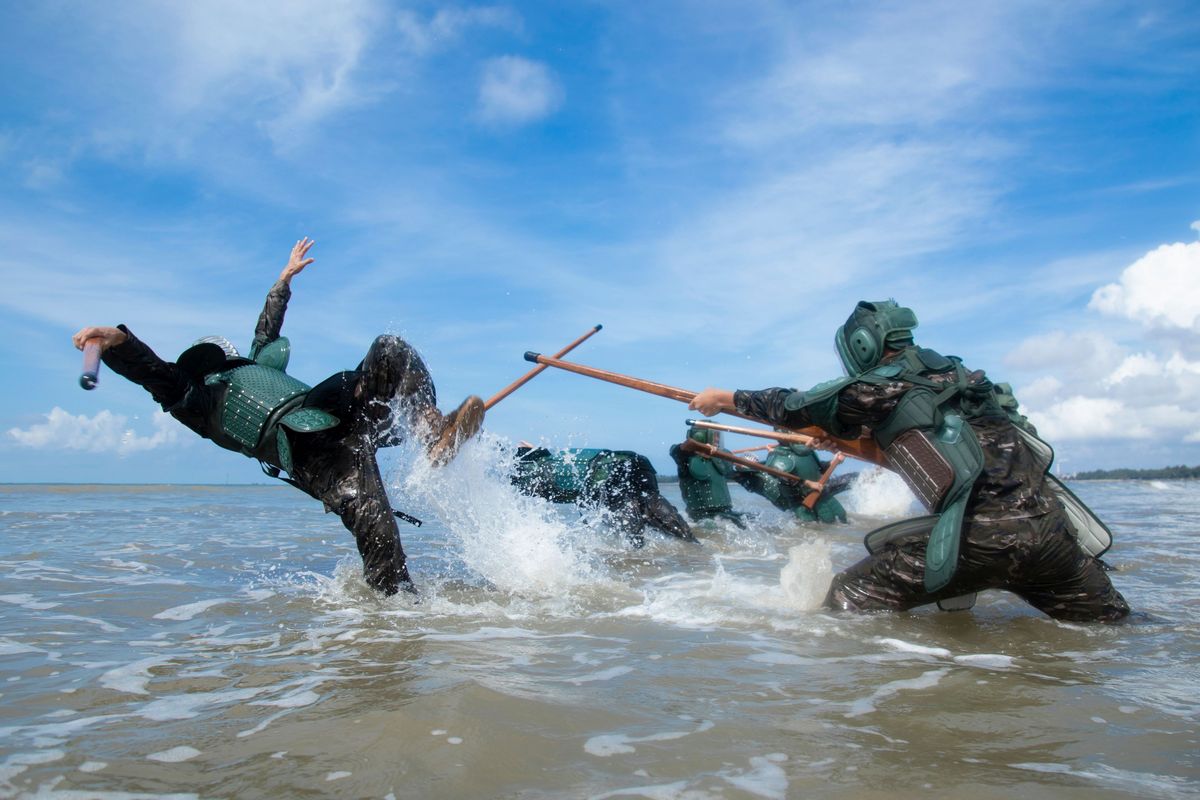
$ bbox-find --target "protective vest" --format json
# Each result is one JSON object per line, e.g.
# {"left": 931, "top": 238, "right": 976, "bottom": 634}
{"left": 761, "top": 445, "right": 846, "bottom": 524}
{"left": 551, "top": 448, "right": 606, "bottom": 498}
{"left": 671, "top": 444, "right": 733, "bottom": 514}
{"left": 788, "top": 347, "right": 991, "bottom": 591}
{"left": 202, "top": 337, "right": 338, "bottom": 472}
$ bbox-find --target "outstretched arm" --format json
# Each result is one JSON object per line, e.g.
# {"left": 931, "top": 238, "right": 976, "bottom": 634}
{"left": 688, "top": 388, "right": 735, "bottom": 417}
{"left": 252, "top": 238, "right": 315, "bottom": 356}
{"left": 73, "top": 324, "right": 191, "bottom": 410}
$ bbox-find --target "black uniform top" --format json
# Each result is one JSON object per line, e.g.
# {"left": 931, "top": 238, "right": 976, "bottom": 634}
{"left": 100, "top": 280, "right": 293, "bottom": 455}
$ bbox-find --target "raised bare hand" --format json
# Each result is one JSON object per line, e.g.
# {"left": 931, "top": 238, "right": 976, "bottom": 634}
{"left": 279, "top": 237, "right": 316, "bottom": 283}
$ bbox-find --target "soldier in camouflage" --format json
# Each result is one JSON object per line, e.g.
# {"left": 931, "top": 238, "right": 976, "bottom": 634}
{"left": 688, "top": 300, "right": 1129, "bottom": 622}
{"left": 72, "top": 238, "right": 484, "bottom": 596}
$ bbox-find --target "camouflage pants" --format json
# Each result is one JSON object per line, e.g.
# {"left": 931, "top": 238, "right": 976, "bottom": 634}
{"left": 826, "top": 509, "right": 1130, "bottom": 622}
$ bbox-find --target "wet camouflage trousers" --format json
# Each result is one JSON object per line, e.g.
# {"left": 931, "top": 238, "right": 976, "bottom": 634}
{"left": 826, "top": 509, "right": 1130, "bottom": 622}
{"left": 289, "top": 335, "right": 436, "bottom": 595}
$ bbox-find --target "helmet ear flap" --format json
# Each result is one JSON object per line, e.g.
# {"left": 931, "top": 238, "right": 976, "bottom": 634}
{"left": 847, "top": 327, "right": 878, "bottom": 371}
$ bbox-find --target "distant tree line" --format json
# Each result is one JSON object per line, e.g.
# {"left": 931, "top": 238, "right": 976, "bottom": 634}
{"left": 1071, "top": 465, "right": 1200, "bottom": 480}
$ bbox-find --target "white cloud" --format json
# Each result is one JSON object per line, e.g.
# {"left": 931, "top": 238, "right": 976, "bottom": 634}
{"left": 1004, "top": 331, "right": 1125, "bottom": 382}
{"left": 1191, "top": 219, "right": 1200, "bottom": 234}
{"left": 1089, "top": 241, "right": 1200, "bottom": 332}
{"left": 477, "top": 56, "right": 562, "bottom": 125}
{"left": 8, "top": 408, "right": 181, "bottom": 455}
{"left": 167, "top": 0, "right": 382, "bottom": 143}
{"left": 724, "top": 2, "right": 1040, "bottom": 145}
{"left": 1008, "top": 235, "right": 1200, "bottom": 447}
{"left": 396, "top": 6, "right": 522, "bottom": 56}
{"left": 1026, "top": 396, "right": 1148, "bottom": 441}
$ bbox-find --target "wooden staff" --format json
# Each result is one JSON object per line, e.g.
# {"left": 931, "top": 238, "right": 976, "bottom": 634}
{"left": 486, "top": 325, "right": 602, "bottom": 410}
{"left": 687, "top": 418, "right": 884, "bottom": 466}
{"left": 731, "top": 445, "right": 774, "bottom": 455}
{"left": 803, "top": 452, "right": 846, "bottom": 510}
{"left": 79, "top": 340, "right": 102, "bottom": 390}
{"left": 679, "top": 438, "right": 813, "bottom": 486}
{"left": 689, "top": 419, "right": 818, "bottom": 448}
{"left": 522, "top": 351, "right": 885, "bottom": 464}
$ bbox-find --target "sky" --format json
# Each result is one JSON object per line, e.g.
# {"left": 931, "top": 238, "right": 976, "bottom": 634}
{"left": 1, "top": 0, "right": 1198, "bottom": 483}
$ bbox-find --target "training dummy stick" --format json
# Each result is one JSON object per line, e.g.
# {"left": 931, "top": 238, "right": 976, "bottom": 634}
{"left": 79, "top": 340, "right": 102, "bottom": 390}
{"left": 486, "top": 324, "right": 602, "bottom": 410}
{"left": 522, "top": 351, "right": 885, "bottom": 464}
{"left": 679, "top": 438, "right": 808, "bottom": 484}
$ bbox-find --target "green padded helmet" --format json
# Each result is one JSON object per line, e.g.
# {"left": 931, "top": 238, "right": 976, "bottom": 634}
{"left": 834, "top": 300, "right": 918, "bottom": 375}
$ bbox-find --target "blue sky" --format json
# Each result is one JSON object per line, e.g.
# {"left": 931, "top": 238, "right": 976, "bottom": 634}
{"left": 2, "top": 0, "right": 1198, "bottom": 483}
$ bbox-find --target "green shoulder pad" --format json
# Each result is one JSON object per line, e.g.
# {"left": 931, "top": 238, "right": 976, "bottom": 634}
{"left": 255, "top": 337, "right": 291, "bottom": 371}
{"left": 279, "top": 407, "right": 340, "bottom": 433}
{"left": 783, "top": 376, "right": 854, "bottom": 433}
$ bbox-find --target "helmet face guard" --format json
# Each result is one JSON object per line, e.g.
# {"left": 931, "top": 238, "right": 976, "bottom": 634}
{"left": 834, "top": 300, "right": 918, "bottom": 375}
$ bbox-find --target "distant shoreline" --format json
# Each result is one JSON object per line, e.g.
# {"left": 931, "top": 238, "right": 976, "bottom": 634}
{"left": 1067, "top": 466, "right": 1200, "bottom": 481}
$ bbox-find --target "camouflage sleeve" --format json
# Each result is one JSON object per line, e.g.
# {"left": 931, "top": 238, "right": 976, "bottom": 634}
{"left": 735, "top": 382, "right": 907, "bottom": 438}
{"left": 252, "top": 280, "right": 292, "bottom": 356}
{"left": 733, "top": 388, "right": 797, "bottom": 425}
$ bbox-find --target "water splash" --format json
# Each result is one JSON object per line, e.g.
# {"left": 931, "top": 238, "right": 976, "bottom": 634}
{"left": 395, "top": 432, "right": 608, "bottom": 598}
{"left": 840, "top": 467, "right": 919, "bottom": 518}
{"left": 778, "top": 540, "right": 834, "bottom": 610}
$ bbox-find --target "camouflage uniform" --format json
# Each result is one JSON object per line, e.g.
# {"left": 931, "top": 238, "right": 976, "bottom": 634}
{"left": 735, "top": 368, "right": 1130, "bottom": 622}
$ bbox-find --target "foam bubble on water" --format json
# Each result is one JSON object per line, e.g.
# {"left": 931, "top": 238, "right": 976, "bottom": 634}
{"left": 954, "top": 653, "right": 1015, "bottom": 670}
{"left": 147, "top": 746, "right": 201, "bottom": 763}
{"left": 567, "top": 665, "right": 635, "bottom": 685}
{"left": 326, "top": 771, "right": 352, "bottom": 781}
{"left": 0, "top": 593, "right": 61, "bottom": 610}
{"left": 100, "top": 657, "right": 174, "bottom": 695}
{"left": 840, "top": 467, "right": 919, "bottom": 518}
{"left": 878, "top": 638, "right": 952, "bottom": 659}
{"left": 78, "top": 761, "right": 107, "bottom": 772}
{"left": 252, "top": 689, "right": 321, "bottom": 708}
{"left": 722, "top": 753, "right": 789, "bottom": 800}
{"left": 778, "top": 541, "right": 834, "bottom": 611}
{"left": 591, "top": 779, "right": 691, "bottom": 799}
{"left": 584, "top": 720, "right": 714, "bottom": 757}
{"left": 0, "top": 749, "right": 65, "bottom": 789}
{"left": 139, "top": 688, "right": 265, "bottom": 721}
{"left": 153, "top": 599, "right": 228, "bottom": 621}
{"left": 0, "top": 638, "right": 43, "bottom": 656}
{"left": 845, "top": 668, "right": 950, "bottom": 718}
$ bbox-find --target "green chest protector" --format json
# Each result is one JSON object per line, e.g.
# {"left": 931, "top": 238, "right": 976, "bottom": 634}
{"left": 792, "top": 348, "right": 990, "bottom": 592}
{"left": 764, "top": 445, "right": 822, "bottom": 483}
{"left": 552, "top": 449, "right": 606, "bottom": 498}
{"left": 204, "top": 337, "right": 339, "bottom": 471}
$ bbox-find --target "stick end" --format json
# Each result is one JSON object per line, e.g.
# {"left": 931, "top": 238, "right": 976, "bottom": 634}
{"left": 523, "top": 351, "right": 541, "bottom": 363}
{"left": 79, "top": 375, "right": 98, "bottom": 391}
{"left": 594, "top": 324, "right": 603, "bottom": 331}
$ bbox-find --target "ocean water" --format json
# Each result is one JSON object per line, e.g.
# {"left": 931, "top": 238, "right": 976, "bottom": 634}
{"left": 1, "top": 436, "right": 1198, "bottom": 799}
